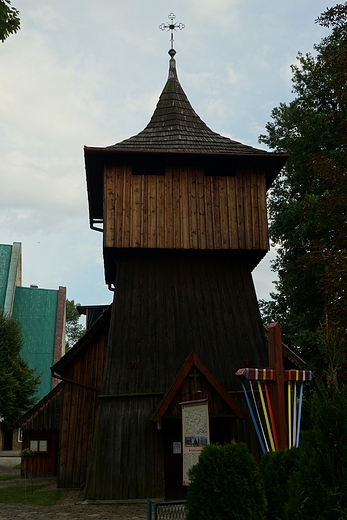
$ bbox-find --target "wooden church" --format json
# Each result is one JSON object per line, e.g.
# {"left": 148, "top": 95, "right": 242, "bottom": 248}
{"left": 18, "top": 38, "right": 300, "bottom": 500}
{"left": 79, "top": 40, "right": 289, "bottom": 500}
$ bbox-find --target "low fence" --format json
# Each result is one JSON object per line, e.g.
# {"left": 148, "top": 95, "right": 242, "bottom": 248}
{"left": 147, "top": 499, "right": 187, "bottom": 520}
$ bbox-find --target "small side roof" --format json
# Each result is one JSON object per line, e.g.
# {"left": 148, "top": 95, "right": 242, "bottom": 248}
{"left": 52, "top": 304, "right": 111, "bottom": 376}
{"left": 16, "top": 383, "right": 62, "bottom": 431}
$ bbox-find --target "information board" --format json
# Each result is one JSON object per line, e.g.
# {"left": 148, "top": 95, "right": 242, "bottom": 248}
{"left": 181, "top": 400, "right": 209, "bottom": 485}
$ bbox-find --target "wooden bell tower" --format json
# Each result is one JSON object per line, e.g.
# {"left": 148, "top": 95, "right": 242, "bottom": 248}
{"left": 83, "top": 42, "right": 288, "bottom": 500}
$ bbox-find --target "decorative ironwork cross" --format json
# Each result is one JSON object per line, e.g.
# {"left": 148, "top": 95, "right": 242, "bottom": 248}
{"left": 159, "top": 13, "right": 185, "bottom": 50}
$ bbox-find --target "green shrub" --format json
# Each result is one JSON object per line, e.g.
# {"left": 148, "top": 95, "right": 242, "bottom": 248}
{"left": 285, "top": 383, "right": 347, "bottom": 520}
{"left": 260, "top": 448, "right": 300, "bottom": 520}
{"left": 186, "top": 442, "right": 266, "bottom": 520}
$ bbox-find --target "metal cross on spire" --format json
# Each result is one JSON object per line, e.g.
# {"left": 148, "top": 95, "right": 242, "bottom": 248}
{"left": 159, "top": 13, "right": 185, "bottom": 51}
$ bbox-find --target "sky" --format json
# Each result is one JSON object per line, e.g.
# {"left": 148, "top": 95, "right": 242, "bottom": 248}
{"left": 0, "top": 0, "right": 332, "bottom": 307}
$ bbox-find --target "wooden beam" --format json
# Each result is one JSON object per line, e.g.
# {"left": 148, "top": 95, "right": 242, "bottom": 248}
{"left": 267, "top": 322, "right": 287, "bottom": 450}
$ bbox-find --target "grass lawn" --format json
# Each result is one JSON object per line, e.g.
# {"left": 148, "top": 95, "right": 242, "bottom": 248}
{"left": 0, "top": 475, "right": 19, "bottom": 482}
{"left": 0, "top": 484, "right": 66, "bottom": 505}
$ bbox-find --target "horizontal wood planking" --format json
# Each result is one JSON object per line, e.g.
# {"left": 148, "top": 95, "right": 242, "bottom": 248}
{"left": 103, "top": 166, "right": 268, "bottom": 251}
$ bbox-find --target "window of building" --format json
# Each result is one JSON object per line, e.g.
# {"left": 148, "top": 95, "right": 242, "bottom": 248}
{"left": 29, "top": 440, "right": 48, "bottom": 452}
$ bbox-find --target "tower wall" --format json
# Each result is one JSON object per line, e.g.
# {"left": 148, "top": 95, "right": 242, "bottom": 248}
{"left": 103, "top": 165, "right": 268, "bottom": 252}
{"left": 83, "top": 253, "right": 267, "bottom": 499}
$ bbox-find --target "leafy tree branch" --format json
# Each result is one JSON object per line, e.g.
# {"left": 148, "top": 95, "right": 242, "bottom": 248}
{"left": 0, "top": 0, "right": 20, "bottom": 42}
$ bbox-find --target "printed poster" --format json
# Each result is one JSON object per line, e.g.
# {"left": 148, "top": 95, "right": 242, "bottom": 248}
{"left": 181, "top": 400, "right": 209, "bottom": 485}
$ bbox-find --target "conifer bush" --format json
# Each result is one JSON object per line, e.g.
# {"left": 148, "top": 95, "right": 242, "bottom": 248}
{"left": 186, "top": 442, "right": 266, "bottom": 520}
{"left": 284, "top": 383, "right": 347, "bottom": 520}
{"left": 260, "top": 448, "right": 300, "bottom": 520}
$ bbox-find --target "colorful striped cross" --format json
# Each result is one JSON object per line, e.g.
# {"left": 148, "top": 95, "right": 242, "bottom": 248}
{"left": 236, "top": 322, "right": 314, "bottom": 453}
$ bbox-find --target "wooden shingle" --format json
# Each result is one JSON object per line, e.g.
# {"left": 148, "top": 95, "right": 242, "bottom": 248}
{"left": 108, "top": 55, "right": 269, "bottom": 155}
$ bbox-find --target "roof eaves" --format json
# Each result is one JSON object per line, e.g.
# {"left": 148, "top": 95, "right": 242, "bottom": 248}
{"left": 52, "top": 305, "right": 111, "bottom": 375}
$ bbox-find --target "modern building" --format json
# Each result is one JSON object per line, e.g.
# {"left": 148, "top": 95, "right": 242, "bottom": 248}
{"left": 0, "top": 242, "right": 66, "bottom": 451}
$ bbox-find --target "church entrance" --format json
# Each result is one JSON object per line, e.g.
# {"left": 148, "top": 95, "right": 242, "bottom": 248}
{"left": 162, "top": 418, "right": 187, "bottom": 500}
{"left": 162, "top": 415, "right": 235, "bottom": 500}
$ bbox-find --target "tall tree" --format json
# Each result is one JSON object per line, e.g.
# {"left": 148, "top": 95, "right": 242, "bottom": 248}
{"left": 0, "top": 0, "right": 20, "bottom": 42}
{"left": 259, "top": 3, "right": 347, "bottom": 370}
{"left": 65, "top": 299, "right": 85, "bottom": 350}
{"left": 285, "top": 326, "right": 347, "bottom": 519}
{"left": 0, "top": 312, "right": 40, "bottom": 427}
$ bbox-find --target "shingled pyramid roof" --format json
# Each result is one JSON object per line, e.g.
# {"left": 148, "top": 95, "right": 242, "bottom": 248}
{"left": 84, "top": 50, "right": 288, "bottom": 224}
{"left": 107, "top": 50, "right": 269, "bottom": 155}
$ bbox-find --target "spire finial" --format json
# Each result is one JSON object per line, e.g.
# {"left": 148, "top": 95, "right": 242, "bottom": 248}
{"left": 159, "top": 13, "right": 185, "bottom": 52}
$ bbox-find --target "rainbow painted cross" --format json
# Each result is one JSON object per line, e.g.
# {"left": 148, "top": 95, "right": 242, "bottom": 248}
{"left": 235, "top": 322, "right": 313, "bottom": 453}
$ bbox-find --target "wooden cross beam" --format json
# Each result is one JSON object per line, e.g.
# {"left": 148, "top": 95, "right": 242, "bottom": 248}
{"left": 235, "top": 368, "right": 313, "bottom": 382}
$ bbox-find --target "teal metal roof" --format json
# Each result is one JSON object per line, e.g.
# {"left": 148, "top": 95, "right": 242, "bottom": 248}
{"left": 0, "top": 242, "right": 22, "bottom": 315}
{"left": 0, "top": 244, "right": 12, "bottom": 310}
{"left": 12, "top": 287, "right": 59, "bottom": 400}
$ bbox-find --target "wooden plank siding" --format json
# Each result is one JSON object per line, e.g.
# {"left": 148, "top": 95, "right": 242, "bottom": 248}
{"left": 57, "top": 319, "right": 109, "bottom": 489}
{"left": 102, "top": 256, "right": 268, "bottom": 396}
{"left": 18, "top": 385, "right": 62, "bottom": 479}
{"left": 21, "top": 430, "right": 59, "bottom": 478}
{"left": 18, "top": 384, "right": 62, "bottom": 432}
{"left": 84, "top": 255, "right": 268, "bottom": 499}
{"left": 103, "top": 165, "right": 268, "bottom": 252}
{"left": 85, "top": 395, "right": 164, "bottom": 500}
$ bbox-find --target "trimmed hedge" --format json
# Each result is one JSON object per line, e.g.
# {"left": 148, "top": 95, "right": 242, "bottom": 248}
{"left": 186, "top": 442, "right": 266, "bottom": 520}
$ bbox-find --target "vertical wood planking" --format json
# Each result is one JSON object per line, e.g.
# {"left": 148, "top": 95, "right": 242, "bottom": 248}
{"left": 212, "top": 176, "right": 222, "bottom": 249}
{"left": 172, "top": 168, "right": 180, "bottom": 249}
{"left": 57, "top": 318, "right": 109, "bottom": 488}
{"left": 104, "top": 165, "right": 115, "bottom": 248}
{"left": 165, "top": 168, "right": 173, "bottom": 248}
{"left": 131, "top": 174, "right": 142, "bottom": 247}
{"left": 157, "top": 174, "right": 165, "bottom": 249}
{"left": 235, "top": 174, "right": 245, "bottom": 249}
{"left": 123, "top": 167, "right": 131, "bottom": 248}
{"left": 219, "top": 176, "right": 229, "bottom": 248}
{"left": 105, "top": 166, "right": 268, "bottom": 251}
{"left": 204, "top": 175, "right": 214, "bottom": 248}
{"left": 180, "top": 167, "right": 190, "bottom": 248}
{"left": 259, "top": 173, "right": 268, "bottom": 250}
{"left": 141, "top": 175, "right": 148, "bottom": 248}
{"left": 148, "top": 175, "right": 157, "bottom": 248}
{"left": 114, "top": 166, "right": 123, "bottom": 248}
{"left": 197, "top": 169, "right": 206, "bottom": 249}
{"left": 243, "top": 174, "right": 252, "bottom": 249}
{"left": 190, "top": 169, "right": 198, "bottom": 249}
{"left": 228, "top": 176, "right": 238, "bottom": 249}
{"left": 250, "top": 171, "right": 258, "bottom": 249}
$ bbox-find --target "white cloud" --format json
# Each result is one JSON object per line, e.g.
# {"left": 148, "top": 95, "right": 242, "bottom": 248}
{"left": 253, "top": 247, "right": 278, "bottom": 301}
{"left": 205, "top": 97, "right": 230, "bottom": 119}
{"left": 225, "top": 64, "right": 242, "bottom": 85}
{"left": 190, "top": 0, "right": 241, "bottom": 32}
{"left": 0, "top": 0, "right": 333, "bottom": 306}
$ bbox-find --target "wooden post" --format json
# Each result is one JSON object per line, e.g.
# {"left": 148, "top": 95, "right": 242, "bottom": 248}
{"left": 267, "top": 322, "right": 287, "bottom": 450}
